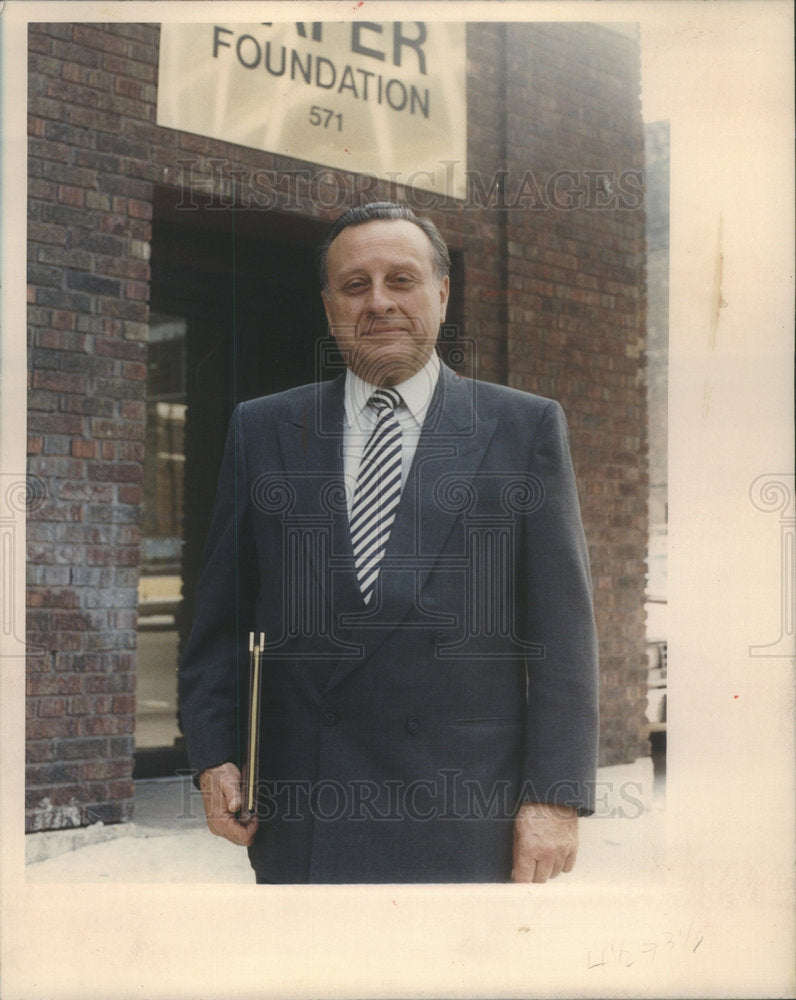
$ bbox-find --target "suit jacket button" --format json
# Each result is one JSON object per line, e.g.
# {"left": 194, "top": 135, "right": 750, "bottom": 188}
{"left": 405, "top": 717, "right": 420, "bottom": 735}
{"left": 322, "top": 710, "right": 339, "bottom": 727}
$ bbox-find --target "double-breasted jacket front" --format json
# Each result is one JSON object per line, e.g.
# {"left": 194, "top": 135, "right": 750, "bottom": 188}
{"left": 178, "top": 363, "right": 599, "bottom": 882}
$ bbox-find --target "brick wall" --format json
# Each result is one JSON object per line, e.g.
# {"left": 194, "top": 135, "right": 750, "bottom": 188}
{"left": 26, "top": 22, "right": 156, "bottom": 829}
{"left": 505, "top": 24, "right": 649, "bottom": 765}
{"left": 461, "top": 24, "right": 649, "bottom": 765}
{"left": 26, "top": 20, "right": 647, "bottom": 831}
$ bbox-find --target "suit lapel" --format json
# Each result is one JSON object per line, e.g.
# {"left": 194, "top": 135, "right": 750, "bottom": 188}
{"left": 326, "top": 365, "right": 498, "bottom": 691}
{"left": 385, "top": 365, "right": 494, "bottom": 604}
{"left": 276, "top": 372, "right": 345, "bottom": 512}
{"left": 275, "top": 374, "right": 363, "bottom": 615}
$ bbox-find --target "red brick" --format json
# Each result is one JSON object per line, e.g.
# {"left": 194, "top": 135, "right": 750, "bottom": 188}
{"left": 31, "top": 370, "right": 87, "bottom": 395}
{"left": 27, "top": 589, "right": 80, "bottom": 610}
{"left": 81, "top": 714, "right": 133, "bottom": 736}
{"left": 26, "top": 741, "right": 53, "bottom": 764}
{"left": 117, "top": 485, "right": 142, "bottom": 505}
{"left": 71, "top": 439, "right": 97, "bottom": 459}
{"left": 124, "top": 280, "right": 149, "bottom": 301}
{"left": 128, "top": 199, "right": 152, "bottom": 220}
{"left": 58, "top": 185, "right": 85, "bottom": 207}
{"left": 37, "top": 697, "right": 66, "bottom": 718}
{"left": 121, "top": 361, "right": 147, "bottom": 381}
{"left": 27, "top": 717, "right": 81, "bottom": 741}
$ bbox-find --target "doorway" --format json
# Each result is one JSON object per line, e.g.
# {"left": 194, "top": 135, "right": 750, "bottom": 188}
{"left": 135, "top": 191, "right": 330, "bottom": 776}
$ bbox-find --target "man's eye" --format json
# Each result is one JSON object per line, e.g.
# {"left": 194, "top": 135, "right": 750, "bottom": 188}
{"left": 344, "top": 280, "right": 367, "bottom": 292}
{"left": 391, "top": 275, "right": 414, "bottom": 286}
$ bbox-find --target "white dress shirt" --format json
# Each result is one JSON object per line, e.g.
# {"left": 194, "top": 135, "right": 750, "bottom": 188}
{"left": 341, "top": 352, "right": 441, "bottom": 518}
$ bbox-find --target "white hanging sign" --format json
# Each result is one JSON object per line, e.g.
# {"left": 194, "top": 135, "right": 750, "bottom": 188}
{"left": 157, "top": 21, "right": 467, "bottom": 199}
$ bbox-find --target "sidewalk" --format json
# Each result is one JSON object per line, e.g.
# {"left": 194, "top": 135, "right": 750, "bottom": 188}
{"left": 25, "top": 758, "right": 666, "bottom": 884}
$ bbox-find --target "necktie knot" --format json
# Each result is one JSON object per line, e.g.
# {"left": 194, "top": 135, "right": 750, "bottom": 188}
{"left": 369, "top": 387, "right": 402, "bottom": 414}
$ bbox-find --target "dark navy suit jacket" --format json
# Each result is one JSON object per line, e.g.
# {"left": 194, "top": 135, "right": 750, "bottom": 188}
{"left": 178, "top": 363, "right": 599, "bottom": 882}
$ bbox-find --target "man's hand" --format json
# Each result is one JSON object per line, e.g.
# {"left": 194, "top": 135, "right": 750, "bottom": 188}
{"left": 511, "top": 801, "right": 579, "bottom": 883}
{"left": 199, "top": 762, "right": 259, "bottom": 846}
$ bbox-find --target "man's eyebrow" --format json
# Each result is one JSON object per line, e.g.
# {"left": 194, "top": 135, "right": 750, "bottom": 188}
{"left": 335, "top": 259, "right": 424, "bottom": 280}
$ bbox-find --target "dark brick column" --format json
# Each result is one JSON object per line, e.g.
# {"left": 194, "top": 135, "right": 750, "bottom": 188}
{"left": 26, "top": 22, "right": 157, "bottom": 829}
{"left": 501, "top": 24, "right": 649, "bottom": 764}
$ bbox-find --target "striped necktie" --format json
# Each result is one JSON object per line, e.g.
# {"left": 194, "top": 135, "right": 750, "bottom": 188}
{"left": 350, "top": 387, "right": 403, "bottom": 605}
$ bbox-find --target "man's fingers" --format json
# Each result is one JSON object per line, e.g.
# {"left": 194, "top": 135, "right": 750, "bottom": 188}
{"left": 200, "top": 763, "right": 259, "bottom": 846}
{"left": 512, "top": 850, "right": 573, "bottom": 883}
{"left": 207, "top": 802, "right": 259, "bottom": 846}
{"left": 532, "top": 858, "right": 555, "bottom": 883}
{"left": 512, "top": 802, "right": 579, "bottom": 883}
{"left": 562, "top": 849, "right": 577, "bottom": 873}
{"left": 511, "top": 858, "right": 536, "bottom": 883}
{"left": 220, "top": 774, "right": 242, "bottom": 815}
{"left": 209, "top": 812, "right": 259, "bottom": 846}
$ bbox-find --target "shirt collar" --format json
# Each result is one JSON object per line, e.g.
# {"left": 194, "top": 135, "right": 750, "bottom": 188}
{"left": 344, "top": 352, "right": 441, "bottom": 430}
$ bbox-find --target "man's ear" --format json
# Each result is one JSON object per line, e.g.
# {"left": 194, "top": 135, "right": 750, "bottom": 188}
{"left": 439, "top": 275, "right": 450, "bottom": 323}
{"left": 321, "top": 290, "right": 331, "bottom": 327}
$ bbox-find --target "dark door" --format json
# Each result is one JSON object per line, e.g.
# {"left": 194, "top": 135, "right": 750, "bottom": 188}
{"left": 136, "top": 192, "right": 329, "bottom": 775}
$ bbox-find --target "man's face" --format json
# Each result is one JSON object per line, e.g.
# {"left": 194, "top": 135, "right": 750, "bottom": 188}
{"left": 322, "top": 219, "right": 450, "bottom": 387}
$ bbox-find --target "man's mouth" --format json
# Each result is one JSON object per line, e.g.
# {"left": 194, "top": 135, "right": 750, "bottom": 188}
{"left": 363, "top": 321, "right": 408, "bottom": 336}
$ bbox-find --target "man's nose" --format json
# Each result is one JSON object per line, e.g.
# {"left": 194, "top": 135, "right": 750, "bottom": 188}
{"left": 365, "top": 279, "right": 396, "bottom": 313}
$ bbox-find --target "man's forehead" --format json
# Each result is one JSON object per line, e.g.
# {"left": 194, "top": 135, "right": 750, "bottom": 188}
{"left": 327, "top": 218, "right": 434, "bottom": 265}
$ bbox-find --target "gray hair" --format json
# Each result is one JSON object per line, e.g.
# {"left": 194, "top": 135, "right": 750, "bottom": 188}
{"left": 318, "top": 202, "right": 451, "bottom": 290}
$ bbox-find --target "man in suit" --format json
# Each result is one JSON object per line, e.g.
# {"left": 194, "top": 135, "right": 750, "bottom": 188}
{"left": 178, "top": 202, "right": 599, "bottom": 883}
